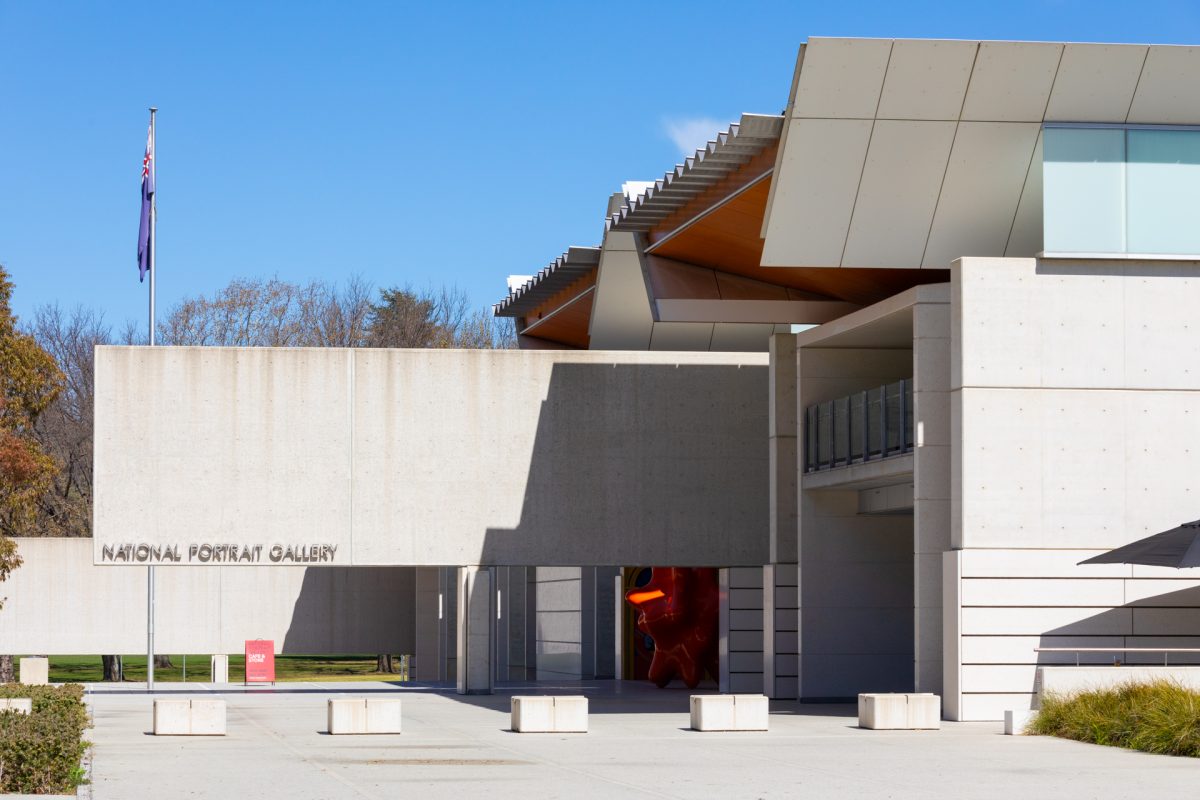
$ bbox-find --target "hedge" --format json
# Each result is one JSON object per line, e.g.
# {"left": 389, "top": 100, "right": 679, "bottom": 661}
{"left": 0, "top": 683, "right": 90, "bottom": 794}
{"left": 1031, "top": 680, "right": 1200, "bottom": 757}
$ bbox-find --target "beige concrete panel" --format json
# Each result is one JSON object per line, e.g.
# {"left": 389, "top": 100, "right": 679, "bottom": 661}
{"left": 961, "top": 635, "right": 1126, "bottom": 665}
{"left": 1121, "top": 580, "right": 1200, "bottom": 605}
{"left": 960, "top": 693, "right": 1035, "bottom": 721}
{"left": 1004, "top": 131, "right": 1043, "bottom": 257}
{"left": 1132, "top": 607, "right": 1200, "bottom": 636}
{"left": 710, "top": 323, "right": 776, "bottom": 352}
{"left": 1126, "top": 46, "right": 1200, "bottom": 124}
{"left": 769, "top": 334, "right": 798, "bottom": 438}
{"left": 842, "top": 120, "right": 957, "bottom": 268}
{"left": 960, "top": 42, "right": 1062, "bottom": 122}
{"left": 914, "top": 302, "right": 950, "bottom": 342}
{"left": 914, "top": 392, "right": 950, "bottom": 447}
{"left": 914, "top": 334, "right": 949, "bottom": 392}
{"left": 588, "top": 235, "right": 653, "bottom": 350}
{"left": 761, "top": 118, "right": 873, "bottom": 267}
{"left": 961, "top": 664, "right": 1039, "bottom": 694}
{"left": 915, "top": 499, "right": 950, "bottom": 553}
{"left": 1122, "top": 264, "right": 1200, "bottom": 389}
{"left": 914, "top": 445, "right": 950, "bottom": 503}
{"left": 876, "top": 39, "right": 977, "bottom": 121}
{"left": 961, "top": 606, "right": 1131, "bottom": 636}
{"left": 1132, "top": 564, "right": 1200, "bottom": 579}
{"left": 648, "top": 322, "right": 715, "bottom": 351}
{"left": 94, "top": 346, "right": 354, "bottom": 560}
{"left": 1045, "top": 44, "right": 1148, "bottom": 123}
{"left": 792, "top": 38, "right": 892, "bottom": 119}
{"left": 922, "top": 122, "right": 1040, "bottom": 268}
{"left": 961, "top": 578, "right": 1126, "bottom": 607}
{"left": 961, "top": 549, "right": 1131, "bottom": 579}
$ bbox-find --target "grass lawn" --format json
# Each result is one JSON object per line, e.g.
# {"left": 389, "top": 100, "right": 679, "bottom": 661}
{"left": 33, "top": 654, "right": 411, "bottom": 684}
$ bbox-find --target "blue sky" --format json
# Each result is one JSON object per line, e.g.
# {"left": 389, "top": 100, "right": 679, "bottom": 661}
{"left": 2, "top": 1, "right": 1199, "bottom": 329}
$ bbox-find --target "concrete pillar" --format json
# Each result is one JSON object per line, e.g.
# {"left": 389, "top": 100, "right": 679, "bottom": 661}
{"left": 456, "top": 566, "right": 495, "bottom": 695}
{"left": 614, "top": 573, "right": 625, "bottom": 681}
{"left": 414, "top": 567, "right": 448, "bottom": 682}
{"left": 766, "top": 334, "right": 800, "bottom": 699}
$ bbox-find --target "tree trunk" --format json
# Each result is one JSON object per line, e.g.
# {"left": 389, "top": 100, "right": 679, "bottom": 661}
{"left": 154, "top": 654, "right": 173, "bottom": 669}
{"left": 101, "top": 655, "right": 124, "bottom": 682}
{"left": 0, "top": 655, "right": 14, "bottom": 683}
{"left": 375, "top": 654, "right": 396, "bottom": 673}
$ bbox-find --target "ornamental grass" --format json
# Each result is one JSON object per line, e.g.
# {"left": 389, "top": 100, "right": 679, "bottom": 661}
{"left": 1032, "top": 680, "right": 1200, "bottom": 757}
{"left": 0, "top": 683, "right": 90, "bottom": 794}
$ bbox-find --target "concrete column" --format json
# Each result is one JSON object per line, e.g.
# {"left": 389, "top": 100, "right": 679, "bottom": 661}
{"left": 413, "top": 567, "right": 447, "bottom": 682}
{"left": 614, "top": 573, "right": 625, "bottom": 681}
{"left": 580, "top": 567, "right": 596, "bottom": 679}
{"left": 456, "top": 566, "right": 495, "bottom": 695}
{"left": 766, "top": 334, "right": 800, "bottom": 699}
{"left": 524, "top": 568, "right": 537, "bottom": 680}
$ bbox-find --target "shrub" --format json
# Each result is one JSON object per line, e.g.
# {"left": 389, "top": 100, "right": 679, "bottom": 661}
{"left": 1032, "top": 680, "right": 1200, "bottom": 757}
{"left": 0, "top": 683, "right": 90, "bottom": 794}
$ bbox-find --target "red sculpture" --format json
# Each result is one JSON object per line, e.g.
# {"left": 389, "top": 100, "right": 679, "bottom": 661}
{"left": 625, "top": 567, "right": 719, "bottom": 688}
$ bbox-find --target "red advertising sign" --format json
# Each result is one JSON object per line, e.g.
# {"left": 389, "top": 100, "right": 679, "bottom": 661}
{"left": 244, "top": 639, "right": 275, "bottom": 684}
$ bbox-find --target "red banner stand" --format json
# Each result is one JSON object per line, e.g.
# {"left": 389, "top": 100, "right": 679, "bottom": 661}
{"left": 244, "top": 639, "right": 276, "bottom": 685}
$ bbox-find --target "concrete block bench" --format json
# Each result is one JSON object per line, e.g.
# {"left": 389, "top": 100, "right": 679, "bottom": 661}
{"left": 858, "top": 693, "right": 941, "bottom": 730}
{"left": 18, "top": 657, "right": 48, "bottom": 686}
{"left": 511, "top": 696, "right": 588, "bottom": 733}
{"left": 690, "top": 694, "right": 769, "bottom": 731}
{"left": 0, "top": 698, "right": 32, "bottom": 714}
{"left": 1005, "top": 709, "right": 1036, "bottom": 735}
{"left": 153, "top": 699, "right": 226, "bottom": 735}
{"left": 327, "top": 698, "right": 402, "bottom": 734}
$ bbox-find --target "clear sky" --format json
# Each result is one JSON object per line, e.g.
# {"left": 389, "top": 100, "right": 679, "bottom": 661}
{"left": 2, "top": 1, "right": 1199, "bottom": 329}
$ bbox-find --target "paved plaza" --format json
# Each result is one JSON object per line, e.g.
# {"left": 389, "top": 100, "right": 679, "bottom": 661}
{"left": 81, "top": 680, "right": 1200, "bottom": 799}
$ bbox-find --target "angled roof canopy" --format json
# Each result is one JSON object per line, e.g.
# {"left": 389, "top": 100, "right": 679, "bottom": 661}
{"left": 760, "top": 38, "right": 1200, "bottom": 271}
{"left": 607, "top": 114, "right": 785, "bottom": 234}
{"left": 494, "top": 246, "right": 601, "bottom": 318}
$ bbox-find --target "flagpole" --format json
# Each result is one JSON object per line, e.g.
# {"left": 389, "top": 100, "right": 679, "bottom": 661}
{"left": 147, "top": 106, "right": 157, "bottom": 694}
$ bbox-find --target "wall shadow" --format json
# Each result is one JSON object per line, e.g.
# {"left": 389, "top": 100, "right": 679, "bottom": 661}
{"left": 280, "top": 566, "right": 416, "bottom": 653}
{"left": 1034, "top": 584, "right": 1200, "bottom": 692}
{"left": 480, "top": 362, "right": 770, "bottom": 568}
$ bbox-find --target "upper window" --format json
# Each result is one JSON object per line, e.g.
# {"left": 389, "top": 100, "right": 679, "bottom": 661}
{"left": 1044, "top": 125, "right": 1200, "bottom": 257}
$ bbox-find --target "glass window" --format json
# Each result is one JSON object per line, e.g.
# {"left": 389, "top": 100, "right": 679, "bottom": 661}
{"left": 1043, "top": 127, "right": 1126, "bottom": 254}
{"left": 1127, "top": 129, "right": 1200, "bottom": 255}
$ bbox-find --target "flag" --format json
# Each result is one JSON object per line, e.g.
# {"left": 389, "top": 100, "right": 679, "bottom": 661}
{"left": 137, "top": 121, "right": 154, "bottom": 282}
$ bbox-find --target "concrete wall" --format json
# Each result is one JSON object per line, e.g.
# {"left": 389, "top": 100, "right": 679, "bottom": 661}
{"left": 0, "top": 538, "right": 416, "bottom": 655}
{"left": 94, "top": 347, "right": 769, "bottom": 568}
{"left": 949, "top": 257, "right": 1200, "bottom": 720}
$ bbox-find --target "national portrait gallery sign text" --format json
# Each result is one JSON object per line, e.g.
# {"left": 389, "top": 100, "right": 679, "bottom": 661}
{"left": 99, "top": 543, "right": 340, "bottom": 564}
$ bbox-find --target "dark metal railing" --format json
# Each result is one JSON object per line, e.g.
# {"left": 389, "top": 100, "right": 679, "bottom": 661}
{"left": 803, "top": 379, "right": 913, "bottom": 472}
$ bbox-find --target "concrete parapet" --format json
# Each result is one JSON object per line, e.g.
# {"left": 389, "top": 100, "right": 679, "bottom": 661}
{"left": 1037, "top": 666, "right": 1200, "bottom": 699}
{"left": 690, "top": 694, "right": 769, "bottom": 731}
{"left": 510, "top": 696, "right": 588, "bottom": 733}
{"left": 1005, "top": 709, "right": 1036, "bottom": 735}
{"left": 327, "top": 698, "right": 402, "bottom": 734}
{"left": 18, "top": 657, "right": 48, "bottom": 686}
{"left": 153, "top": 699, "right": 226, "bottom": 735}
{"left": 210, "top": 655, "right": 229, "bottom": 684}
{"left": 0, "top": 698, "right": 32, "bottom": 714}
{"left": 858, "top": 693, "right": 941, "bottom": 730}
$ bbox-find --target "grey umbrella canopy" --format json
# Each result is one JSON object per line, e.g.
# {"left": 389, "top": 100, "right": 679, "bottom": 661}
{"left": 1079, "top": 520, "right": 1200, "bottom": 568}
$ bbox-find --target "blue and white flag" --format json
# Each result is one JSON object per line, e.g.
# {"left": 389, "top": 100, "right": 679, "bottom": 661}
{"left": 137, "top": 122, "right": 154, "bottom": 282}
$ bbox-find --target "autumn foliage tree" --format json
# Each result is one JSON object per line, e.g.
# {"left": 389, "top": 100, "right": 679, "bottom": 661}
{"left": 0, "top": 266, "right": 63, "bottom": 681}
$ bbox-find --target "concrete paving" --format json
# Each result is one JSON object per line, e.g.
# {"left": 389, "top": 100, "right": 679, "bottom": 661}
{"left": 84, "top": 680, "right": 1200, "bottom": 799}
